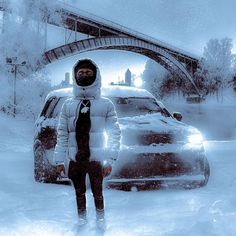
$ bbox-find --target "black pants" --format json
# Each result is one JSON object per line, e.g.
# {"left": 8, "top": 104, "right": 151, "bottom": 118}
{"left": 68, "top": 160, "right": 104, "bottom": 214}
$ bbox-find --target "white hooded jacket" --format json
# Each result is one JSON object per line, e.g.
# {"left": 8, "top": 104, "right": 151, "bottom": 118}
{"left": 53, "top": 59, "right": 121, "bottom": 175}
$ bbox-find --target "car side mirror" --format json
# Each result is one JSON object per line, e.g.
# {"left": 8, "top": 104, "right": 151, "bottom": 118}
{"left": 173, "top": 112, "right": 182, "bottom": 121}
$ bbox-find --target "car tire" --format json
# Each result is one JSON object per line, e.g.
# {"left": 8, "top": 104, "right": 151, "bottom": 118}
{"left": 184, "top": 157, "right": 210, "bottom": 189}
{"left": 183, "top": 157, "right": 210, "bottom": 189}
{"left": 200, "top": 157, "right": 210, "bottom": 187}
{"left": 34, "top": 139, "right": 57, "bottom": 183}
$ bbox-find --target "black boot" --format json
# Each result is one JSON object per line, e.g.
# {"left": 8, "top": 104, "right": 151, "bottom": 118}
{"left": 78, "top": 210, "right": 87, "bottom": 225}
{"left": 96, "top": 208, "right": 106, "bottom": 231}
{"left": 95, "top": 197, "right": 105, "bottom": 227}
{"left": 94, "top": 195, "right": 104, "bottom": 220}
{"left": 76, "top": 193, "right": 86, "bottom": 213}
{"left": 94, "top": 196, "right": 104, "bottom": 211}
{"left": 96, "top": 208, "right": 104, "bottom": 221}
{"left": 76, "top": 194, "right": 87, "bottom": 225}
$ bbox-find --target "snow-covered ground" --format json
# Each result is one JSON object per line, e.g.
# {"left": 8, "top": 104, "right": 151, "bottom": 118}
{"left": 0, "top": 111, "right": 236, "bottom": 236}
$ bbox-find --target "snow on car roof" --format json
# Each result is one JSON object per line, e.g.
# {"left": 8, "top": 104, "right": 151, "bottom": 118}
{"left": 102, "top": 86, "right": 155, "bottom": 98}
{"left": 46, "top": 85, "right": 155, "bottom": 100}
{"left": 46, "top": 87, "right": 73, "bottom": 99}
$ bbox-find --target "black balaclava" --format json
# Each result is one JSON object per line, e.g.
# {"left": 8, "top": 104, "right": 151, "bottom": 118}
{"left": 75, "top": 59, "right": 97, "bottom": 87}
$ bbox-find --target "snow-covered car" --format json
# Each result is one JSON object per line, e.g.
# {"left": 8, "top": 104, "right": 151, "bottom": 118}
{"left": 34, "top": 86, "right": 210, "bottom": 190}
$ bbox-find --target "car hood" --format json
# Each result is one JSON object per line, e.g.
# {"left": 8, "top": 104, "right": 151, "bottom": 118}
{"left": 118, "top": 113, "right": 200, "bottom": 144}
{"left": 36, "top": 113, "right": 201, "bottom": 145}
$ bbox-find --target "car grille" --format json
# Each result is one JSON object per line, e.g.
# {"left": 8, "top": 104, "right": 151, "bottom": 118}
{"left": 113, "top": 153, "right": 196, "bottom": 178}
{"left": 139, "top": 133, "right": 173, "bottom": 145}
{"left": 122, "top": 132, "right": 173, "bottom": 145}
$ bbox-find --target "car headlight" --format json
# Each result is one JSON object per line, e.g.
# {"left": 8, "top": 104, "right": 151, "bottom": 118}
{"left": 188, "top": 133, "right": 203, "bottom": 144}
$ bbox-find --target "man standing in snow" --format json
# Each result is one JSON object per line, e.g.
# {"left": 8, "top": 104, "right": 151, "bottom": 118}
{"left": 53, "top": 59, "right": 121, "bottom": 226}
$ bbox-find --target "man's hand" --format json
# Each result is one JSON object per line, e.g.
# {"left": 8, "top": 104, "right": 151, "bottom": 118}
{"left": 56, "top": 164, "right": 65, "bottom": 175}
{"left": 103, "top": 163, "right": 112, "bottom": 177}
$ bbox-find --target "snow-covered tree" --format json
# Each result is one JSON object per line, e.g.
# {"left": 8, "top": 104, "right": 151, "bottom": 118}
{"left": 197, "top": 38, "right": 234, "bottom": 101}
{"left": 158, "top": 72, "right": 189, "bottom": 99}
{"left": 142, "top": 59, "right": 189, "bottom": 99}
{"left": 0, "top": 0, "right": 63, "bottom": 74}
{"left": 232, "top": 54, "right": 236, "bottom": 75}
{"left": 16, "top": 72, "right": 51, "bottom": 119}
{"left": 0, "top": 70, "right": 51, "bottom": 119}
{"left": 142, "top": 59, "right": 167, "bottom": 98}
{"left": 0, "top": 0, "right": 61, "bottom": 118}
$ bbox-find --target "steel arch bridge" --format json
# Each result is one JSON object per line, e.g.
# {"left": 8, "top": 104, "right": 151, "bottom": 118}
{"left": 42, "top": 36, "right": 200, "bottom": 94}
{"left": 0, "top": 0, "right": 200, "bottom": 94}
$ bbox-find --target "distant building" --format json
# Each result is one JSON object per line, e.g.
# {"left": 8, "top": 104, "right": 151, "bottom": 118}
{"left": 63, "top": 72, "right": 70, "bottom": 86}
{"left": 110, "top": 69, "right": 132, "bottom": 86}
{"left": 54, "top": 72, "right": 71, "bottom": 89}
{"left": 125, "top": 69, "right": 131, "bottom": 86}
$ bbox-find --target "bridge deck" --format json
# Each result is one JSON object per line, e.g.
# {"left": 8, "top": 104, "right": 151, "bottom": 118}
{"left": 54, "top": 1, "right": 199, "bottom": 66}
{"left": 0, "top": 0, "right": 199, "bottom": 67}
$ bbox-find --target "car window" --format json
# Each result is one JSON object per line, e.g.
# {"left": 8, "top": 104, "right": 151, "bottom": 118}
{"left": 50, "top": 97, "right": 67, "bottom": 118}
{"left": 40, "top": 97, "right": 57, "bottom": 117}
{"left": 109, "top": 97, "right": 170, "bottom": 118}
{"left": 40, "top": 97, "right": 67, "bottom": 118}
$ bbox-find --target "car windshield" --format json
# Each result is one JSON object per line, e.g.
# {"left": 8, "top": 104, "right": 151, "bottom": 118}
{"left": 109, "top": 97, "right": 167, "bottom": 118}
{"left": 42, "top": 96, "right": 171, "bottom": 119}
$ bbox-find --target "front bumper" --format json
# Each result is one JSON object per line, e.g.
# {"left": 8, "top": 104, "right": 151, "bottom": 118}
{"left": 106, "top": 174, "right": 205, "bottom": 187}
{"left": 109, "top": 143, "right": 206, "bottom": 181}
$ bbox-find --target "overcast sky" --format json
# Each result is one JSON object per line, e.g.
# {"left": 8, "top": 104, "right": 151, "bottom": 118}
{"left": 49, "top": 0, "right": 236, "bottom": 85}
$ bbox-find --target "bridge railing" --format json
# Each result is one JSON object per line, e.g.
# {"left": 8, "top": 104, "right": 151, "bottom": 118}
{"left": 57, "top": 0, "right": 199, "bottom": 61}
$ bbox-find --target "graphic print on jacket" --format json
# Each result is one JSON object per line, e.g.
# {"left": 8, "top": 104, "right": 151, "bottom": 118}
{"left": 75, "top": 99, "right": 91, "bottom": 170}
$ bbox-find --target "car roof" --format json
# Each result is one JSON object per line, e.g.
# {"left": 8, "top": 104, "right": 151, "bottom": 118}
{"left": 46, "top": 85, "right": 155, "bottom": 100}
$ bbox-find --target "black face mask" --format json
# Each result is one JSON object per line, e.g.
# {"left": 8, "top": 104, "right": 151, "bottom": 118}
{"left": 76, "top": 75, "right": 96, "bottom": 86}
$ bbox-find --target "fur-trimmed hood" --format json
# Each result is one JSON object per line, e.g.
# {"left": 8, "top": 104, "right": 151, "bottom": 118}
{"left": 72, "top": 58, "right": 101, "bottom": 99}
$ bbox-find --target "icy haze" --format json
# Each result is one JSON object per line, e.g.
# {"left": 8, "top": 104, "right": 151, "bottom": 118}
{"left": 0, "top": 1, "right": 236, "bottom": 235}
{"left": 1, "top": 111, "right": 236, "bottom": 236}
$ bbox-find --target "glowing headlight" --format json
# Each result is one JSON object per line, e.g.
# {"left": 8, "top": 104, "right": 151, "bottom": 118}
{"left": 188, "top": 133, "right": 203, "bottom": 144}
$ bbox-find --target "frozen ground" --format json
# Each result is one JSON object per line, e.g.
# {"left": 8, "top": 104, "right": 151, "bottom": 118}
{"left": 0, "top": 112, "right": 236, "bottom": 236}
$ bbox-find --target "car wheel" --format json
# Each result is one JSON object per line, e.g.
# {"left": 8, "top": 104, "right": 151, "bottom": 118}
{"left": 200, "top": 157, "right": 210, "bottom": 187}
{"left": 34, "top": 139, "right": 57, "bottom": 183}
{"left": 185, "top": 157, "right": 210, "bottom": 189}
{"left": 183, "top": 157, "right": 210, "bottom": 189}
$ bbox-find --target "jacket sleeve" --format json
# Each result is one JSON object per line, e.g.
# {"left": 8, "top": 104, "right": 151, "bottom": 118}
{"left": 53, "top": 101, "right": 69, "bottom": 165}
{"left": 105, "top": 100, "right": 121, "bottom": 165}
